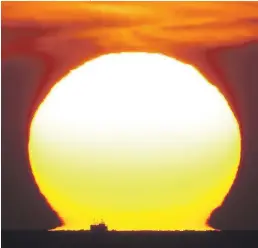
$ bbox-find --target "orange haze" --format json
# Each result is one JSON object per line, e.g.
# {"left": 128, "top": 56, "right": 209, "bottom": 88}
{"left": 2, "top": 2, "right": 258, "bottom": 51}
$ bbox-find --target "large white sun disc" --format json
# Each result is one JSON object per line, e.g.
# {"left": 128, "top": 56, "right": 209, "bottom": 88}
{"left": 29, "top": 52, "right": 241, "bottom": 231}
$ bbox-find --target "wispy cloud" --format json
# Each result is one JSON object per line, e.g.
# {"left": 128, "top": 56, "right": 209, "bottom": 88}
{"left": 2, "top": 2, "right": 258, "bottom": 58}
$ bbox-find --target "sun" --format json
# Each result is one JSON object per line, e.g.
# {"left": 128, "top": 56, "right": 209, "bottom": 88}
{"left": 28, "top": 52, "right": 241, "bottom": 231}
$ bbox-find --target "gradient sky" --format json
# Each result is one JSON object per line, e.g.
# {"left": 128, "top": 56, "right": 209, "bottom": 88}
{"left": 1, "top": 1, "right": 258, "bottom": 230}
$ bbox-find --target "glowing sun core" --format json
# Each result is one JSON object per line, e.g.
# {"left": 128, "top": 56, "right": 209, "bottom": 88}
{"left": 29, "top": 52, "right": 241, "bottom": 231}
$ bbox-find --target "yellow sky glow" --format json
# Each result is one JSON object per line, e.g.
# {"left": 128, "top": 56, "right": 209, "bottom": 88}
{"left": 29, "top": 52, "right": 241, "bottom": 231}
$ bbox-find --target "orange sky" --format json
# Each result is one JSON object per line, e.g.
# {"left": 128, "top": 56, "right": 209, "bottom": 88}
{"left": 2, "top": 2, "right": 258, "bottom": 50}
{"left": 2, "top": 1, "right": 258, "bottom": 231}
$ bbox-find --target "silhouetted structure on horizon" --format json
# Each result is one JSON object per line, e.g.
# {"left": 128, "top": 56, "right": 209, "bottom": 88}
{"left": 90, "top": 221, "right": 108, "bottom": 233}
